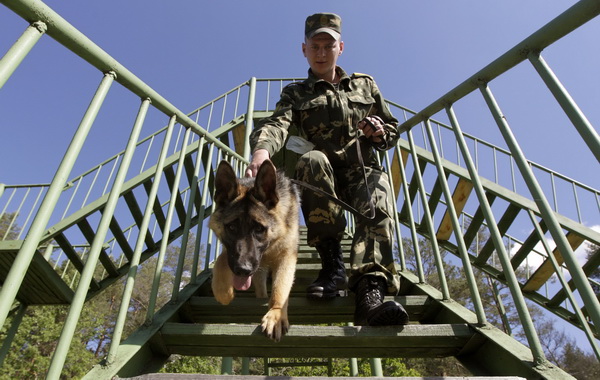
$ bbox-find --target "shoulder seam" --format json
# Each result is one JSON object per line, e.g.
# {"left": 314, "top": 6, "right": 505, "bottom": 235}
{"left": 352, "top": 72, "right": 373, "bottom": 79}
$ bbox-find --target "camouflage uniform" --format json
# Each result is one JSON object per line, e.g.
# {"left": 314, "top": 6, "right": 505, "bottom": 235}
{"left": 250, "top": 66, "right": 400, "bottom": 294}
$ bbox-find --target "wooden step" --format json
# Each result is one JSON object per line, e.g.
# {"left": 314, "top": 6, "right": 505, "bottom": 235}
{"left": 436, "top": 178, "right": 474, "bottom": 241}
{"left": 153, "top": 323, "right": 475, "bottom": 358}
{"left": 0, "top": 240, "right": 74, "bottom": 305}
{"left": 522, "top": 231, "right": 585, "bottom": 292}
{"left": 180, "top": 295, "right": 429, "bottom": 324}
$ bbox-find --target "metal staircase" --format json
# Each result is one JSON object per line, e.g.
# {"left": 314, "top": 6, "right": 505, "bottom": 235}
{"left": 1, "top": 0, "right": 599, "bottom": 378}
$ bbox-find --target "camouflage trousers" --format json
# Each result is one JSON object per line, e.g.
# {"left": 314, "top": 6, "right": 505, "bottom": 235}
{"left": 295, "top": 150, "right": 400, "bottom": 294}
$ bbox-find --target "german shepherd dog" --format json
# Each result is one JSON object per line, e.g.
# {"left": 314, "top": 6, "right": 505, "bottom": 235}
{"left": 209, "top": 159, "right": 300, "bottom": 341}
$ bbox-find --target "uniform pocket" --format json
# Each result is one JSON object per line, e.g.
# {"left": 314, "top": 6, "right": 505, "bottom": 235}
{"left": 347, "top": 92, "right": 376, "bottom": 122}
{"left": 295, "top": 95, "right": 328, "bottom": 110}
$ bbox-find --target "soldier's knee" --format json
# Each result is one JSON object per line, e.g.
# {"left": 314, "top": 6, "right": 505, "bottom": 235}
{"left": 297, "top": 150, "right": 329, "bottom": 168}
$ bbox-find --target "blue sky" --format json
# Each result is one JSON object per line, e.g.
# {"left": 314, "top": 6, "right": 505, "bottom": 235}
{"left": 1, "top": 0, "right": 599, "bottom": 360}
{"left": 1, "top": 0, "right": 598, "bottom": 189}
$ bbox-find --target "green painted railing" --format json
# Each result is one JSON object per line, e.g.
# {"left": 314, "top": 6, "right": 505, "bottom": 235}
{"left": 1, "top": 0, "right": 599, "bottom": 378}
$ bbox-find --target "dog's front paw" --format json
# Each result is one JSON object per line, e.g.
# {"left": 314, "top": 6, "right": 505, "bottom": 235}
{"left": 212, "top": 281, "right": 235, "bottom": 305}
{"left": 261, "top": 308, "right": 289, "bottom": 342}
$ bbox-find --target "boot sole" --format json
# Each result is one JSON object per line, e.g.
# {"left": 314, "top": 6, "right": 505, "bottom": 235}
{"left": 366, "top": 301, "right": 409, "bottom": 326}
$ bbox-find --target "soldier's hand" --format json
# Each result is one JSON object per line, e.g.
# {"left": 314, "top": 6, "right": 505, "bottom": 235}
{"left": 245, "top": 149, "right": 270, "bottom": 177}
{"left": 358, "top": 115, "right": 386, "bottom": 143}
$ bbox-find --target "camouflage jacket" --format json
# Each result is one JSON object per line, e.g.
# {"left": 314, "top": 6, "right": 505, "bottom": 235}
{"left": 250, "top": 66, "right": 399, "bottom": 169}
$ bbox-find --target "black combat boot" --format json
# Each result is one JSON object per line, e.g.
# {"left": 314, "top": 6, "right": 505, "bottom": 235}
{"left": 354, "top": 276, "right": 409, "bottom": 326}
{"left": 306, "top": 239, "right": 348, "bottom": 298}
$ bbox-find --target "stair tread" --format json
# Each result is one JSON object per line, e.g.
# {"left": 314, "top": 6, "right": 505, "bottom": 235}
{"left": 182, "top": 295, "right": 428, "bottom": 323}
{"left": 156, "top": 323, "right": 475, "bottom": 358}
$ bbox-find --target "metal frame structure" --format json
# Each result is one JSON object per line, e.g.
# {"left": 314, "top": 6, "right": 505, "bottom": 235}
{"left": 0, "top": 0, "right": 599, "bottom": 378}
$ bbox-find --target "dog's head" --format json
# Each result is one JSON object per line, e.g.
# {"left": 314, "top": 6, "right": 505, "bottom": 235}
{"left": 210, "top": 159, "right": 280, "bottom": 290}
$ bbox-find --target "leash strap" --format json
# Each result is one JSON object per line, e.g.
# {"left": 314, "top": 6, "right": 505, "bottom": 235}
{"left": 291, "top": 116, "right": 379, "bottom": 221}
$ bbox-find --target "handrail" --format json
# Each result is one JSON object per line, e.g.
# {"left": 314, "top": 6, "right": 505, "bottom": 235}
{"left": 3, "top": 84, "right": 598, "bottom": 243}
{"left": 1, "top": 0, "right": 599, "bottom": 377}
{"left": 1, "top": 0, "right": 244, "bottom": 163}
{"left": 398, "top": 0, "right": 600, "bottom": 134}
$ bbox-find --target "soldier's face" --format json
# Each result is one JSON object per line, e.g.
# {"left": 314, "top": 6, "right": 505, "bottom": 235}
{"left": 302, "top": 33, "right": 344, "bottom": 79}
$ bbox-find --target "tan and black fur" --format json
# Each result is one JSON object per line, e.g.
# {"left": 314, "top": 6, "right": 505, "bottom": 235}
{"left": 209, "top": 159, "right": 299, "bottom": 342}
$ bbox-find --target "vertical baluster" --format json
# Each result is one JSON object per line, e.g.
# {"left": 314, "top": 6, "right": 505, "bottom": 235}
{"left": 395, "top": 136, "right": 425, "bottom": 282}
{"left": 0, "top": 21, "right": 47, "bottom": 89}
{"left": 479, "top": 82, "right": 600, "bottom": 334}
{"left": 244, "top": 77, "right": 257, "bottom": 161}
{"left": 16, "top": 186, "right": 45, "bottom": 240}
{"left": 106, "top": 114, "right": 176, "bottom": 364}
{"left": 2, "top": 187, "right": 29, "bottom": 240}
{"left": 0, "top": 71, "right": 116, "bottom": 331}
{"left": 0, "top": 303, "right": 26, "bottom": 366}
{"left": 447, "top": 99, "right": 545, "bottom": 363}
{"left": 140, "top": 135, "right": 156, "bottom": 174}
{"left": 383, "top": 151, "right": 405, "bottom": 269}
{"left": 423, "top": 119, "right": 486, "bottom": 322}
{"left": 82, "top": 165, "right": 102, "bottom": 207}
{"left": 145, "top": 128, "right": 192, "bottom": 323}
{"left": 47, "top": 96, "right": 150, "bottom": 379}
{"left": 528, "top": 51, "right": 600, "bottom": 162}
{"left": 0, "top": 187, "right": 17, "bottom": 223}
{"left": 527, "top": 209, "right": 600, "bottom": 359}
{"left": 172, "top": 134, "right": 206, "bottom": 300}
{"left": 102, "top": 156, "right": 121, "bottom": 195}
{"left": 572, "top": 182, "right": 582, "bottom": 224}
{"left": 197, "top": 143, "right": 216, "bottom": 273}
{"left": 407, "top": 130, "right": 451, "bottom": 300}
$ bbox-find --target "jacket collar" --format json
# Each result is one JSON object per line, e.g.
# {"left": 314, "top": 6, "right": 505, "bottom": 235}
{"left": 305, "top": 66, "right": 350, "bottom": 91}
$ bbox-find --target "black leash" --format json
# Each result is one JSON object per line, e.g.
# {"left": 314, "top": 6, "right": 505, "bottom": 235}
{"left": 290, "top": 116, "right": 379, "bottom": 221}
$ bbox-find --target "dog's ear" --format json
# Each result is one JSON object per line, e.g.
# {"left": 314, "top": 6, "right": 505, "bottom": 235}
{"left": 214, "top": 160, "right": 239, "bottom": 206}
{"left": 254, "top": 159, "right": 278, "bottom": 209}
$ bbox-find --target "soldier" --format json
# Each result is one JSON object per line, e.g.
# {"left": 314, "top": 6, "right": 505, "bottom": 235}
{"left": 245, "top": 12, "right": 408, "bottom": 326}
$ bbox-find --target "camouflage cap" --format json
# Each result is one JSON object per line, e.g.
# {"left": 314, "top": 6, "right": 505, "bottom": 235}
{"left": 305, "top": 13, "right": 342, "bottom": 40}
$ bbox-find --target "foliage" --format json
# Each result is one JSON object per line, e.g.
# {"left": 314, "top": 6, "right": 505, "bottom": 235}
{"left": 1, "top": 206, "right": 598, "bottom": 378}
{"left": 0, "top": 215, "right": 201, "bottom": 379}
{"left": 161, "top": 355, "right": 421, "bottom": 377}
{"left": 0, "top": 212, "right": 20, "bottom": 240}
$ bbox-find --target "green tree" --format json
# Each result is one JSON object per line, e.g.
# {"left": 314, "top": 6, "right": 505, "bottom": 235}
{"left": 0, "top": 212, "right": 20, "bottom": 240}
{"left": 0, "top": 219, "right": 202, "bottom": 379}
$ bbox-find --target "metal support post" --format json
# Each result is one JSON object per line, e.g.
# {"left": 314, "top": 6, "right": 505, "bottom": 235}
{"left": 172, "top": 133, "right": 204, "bottom": 300}
{"left": 221, "top": 357, "right": 233, "bottom": 375}
{"left": 422, "top": 120, "right": 487, "bottom": 323}
{"left": 349, "top": 357, "right": 358, "bottom": 376}
{"left": 528, "top": 51, "right": 600, "bottom": 163}
{"left": 197, "top": 143, "right": 216, "bottom": 273}
{"left": 406, "top": 130, "right": 451, "bottom": 300}
{"left": 0, "top": 304, "right": 26, "bottom": 366}
{"left": 0, "top": 21, "right": 47, "bottom": 89}
{"left": 394, "top": 139, "right": 425, "bottom": 282}
{"left": 145, "top": 128, "right": 192, "bottom": 323}
{"left": 47, "top": 97, "right": 150, "bottom": 379}
{"left": 384, "top": 151, "right": 406, "bottom": 270}
{"left": 369, "top": 358, "right": 383, "bottom": 377}
{"left": 479, "top": 82, "right": 600, "bottom": 333}
{"left": 241, "top": 357, "right": 250, "bottom": 375}
{"left": 106, "top": 114, "right": 175, "bottom": 364}
{"left": 446, "top": 101, "right": 546, "bottom": 364}
{"left": 243, "top": 77, "right": 257, "bottom": 161}
{"left": 0, "top": 71, "right": 115, "bottom": 331}
{"left": 527, "top": 210, "right": 600, "bottom": 360}
{"left": 189, "top": 136, "right": 206, "bottom": 282}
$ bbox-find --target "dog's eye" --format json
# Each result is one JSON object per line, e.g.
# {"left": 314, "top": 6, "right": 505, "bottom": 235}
{"left": 226, "top": 222, "right": 238, "bottom": 233}
{"left": 254, "top": 224, "right": 266, "bottom": 234}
